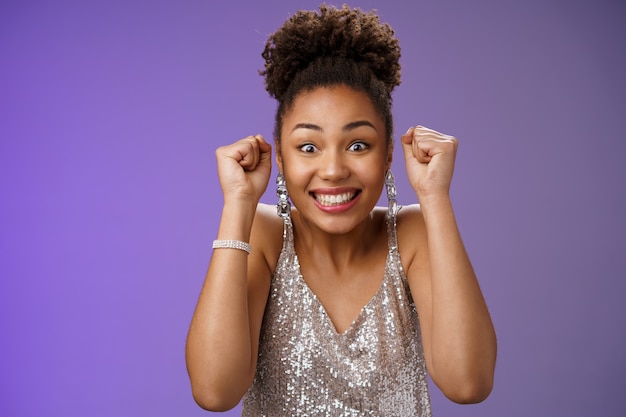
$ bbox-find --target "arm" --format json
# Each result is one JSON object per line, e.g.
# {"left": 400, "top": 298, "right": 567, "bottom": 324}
{"left": 185, "top": 135, "right": 274, "bottom": 411}
{"left": 401, "top": 126, "right": 497, "bottom": 403}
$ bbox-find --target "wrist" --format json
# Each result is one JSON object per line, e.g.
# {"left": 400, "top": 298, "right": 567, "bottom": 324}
{"left": 212, "top": 239, "right": 252, "bottom": 254}
{"left": 223, "top": 193, "right": 260, "bottom": 210}
{"left": 216, "top": 202, "right": 257, "bottom": 242}
{"left": 416, "top": 191, "right": 452, "bottom": 207}
{"left": 417, "top": 192, "right": 454, "bottom": 220}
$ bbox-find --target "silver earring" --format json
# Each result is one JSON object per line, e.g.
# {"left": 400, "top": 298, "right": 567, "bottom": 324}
{"left": 385, "top": 170, "right": 399, "bottom": 217}
{"left": 276, "top": 172, "right": 291, "bottom": 221}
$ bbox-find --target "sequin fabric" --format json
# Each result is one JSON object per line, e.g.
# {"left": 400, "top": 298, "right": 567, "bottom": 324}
{"left": 242, "top": 211, "right": 432, "bottom": 416}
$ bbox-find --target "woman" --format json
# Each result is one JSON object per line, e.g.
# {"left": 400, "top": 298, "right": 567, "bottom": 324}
{"left": 186, "top": 5, "right": 496, "bottom": 416}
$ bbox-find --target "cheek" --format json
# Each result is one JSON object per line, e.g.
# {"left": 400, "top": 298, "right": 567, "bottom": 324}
{"left": 357, "top": 156, "right": 387, "bottom": 178}
{"left": 365, "top": 161, "right": 389, "bottom": 194}
{"left": 281, "top": 159, "right": 311, "bottom": 194}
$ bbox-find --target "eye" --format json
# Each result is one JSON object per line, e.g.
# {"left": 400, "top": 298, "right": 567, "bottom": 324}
{"left": 348, "top": 141, "right": 369, "bottom": 152}
{"left": 299, "top": 143, "right": 318, "bottom": 153}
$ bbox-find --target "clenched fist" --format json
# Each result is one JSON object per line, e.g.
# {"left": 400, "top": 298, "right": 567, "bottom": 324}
{"left": 215, "top": 134, "right": 272, "bottom": 205}
{"left": 401, "top": 125, "right": 458, "bottom": 200}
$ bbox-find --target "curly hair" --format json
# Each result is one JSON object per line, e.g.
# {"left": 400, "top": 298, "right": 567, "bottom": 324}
{"left": 261, "top": 4, "right": 401, "bottom": 144}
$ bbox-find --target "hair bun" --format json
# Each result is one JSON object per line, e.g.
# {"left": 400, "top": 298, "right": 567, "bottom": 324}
{"left": 261, "top": 4, "right": 401, "bottom": 101}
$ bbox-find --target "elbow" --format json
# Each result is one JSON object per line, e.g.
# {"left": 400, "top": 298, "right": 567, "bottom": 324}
{"left": 190, "top": 381, "right": 242, "bottom": 412}
{"left": 432, "top": 341, "right": 497, "bottom": 404}
{"left": 443, "top": 374, "right": 494, "bottom": 404}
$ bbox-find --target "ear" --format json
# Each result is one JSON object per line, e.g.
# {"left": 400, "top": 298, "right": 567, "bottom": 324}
{"left": 385, "top": 141, "right": 393, "bottom": 171}
{"left": 275, "top": 144, "right": 284, "bottom": 173}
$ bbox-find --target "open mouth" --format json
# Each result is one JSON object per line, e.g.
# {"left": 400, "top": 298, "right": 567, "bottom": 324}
{"left": 311, "top": 190, "right": 361, "bottom": 207}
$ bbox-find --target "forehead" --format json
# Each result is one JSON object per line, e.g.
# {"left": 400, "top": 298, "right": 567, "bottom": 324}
{"left": 283, "top": 85, "right": 383, "bottom": 129}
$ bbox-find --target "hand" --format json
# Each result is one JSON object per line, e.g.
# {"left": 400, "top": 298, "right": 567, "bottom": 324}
{"left": 401, "top": 125, "right": 458, "bottom": 199}
{"left": 215, "top": 135, "right": 272, "bottom": 205}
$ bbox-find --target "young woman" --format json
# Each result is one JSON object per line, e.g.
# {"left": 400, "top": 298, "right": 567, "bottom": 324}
{"left": 186, "top": 5, "right": 496, "bottom": 416}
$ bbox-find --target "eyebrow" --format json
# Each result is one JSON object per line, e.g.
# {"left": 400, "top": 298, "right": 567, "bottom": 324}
{"left": 291, "top": 120, "right": 377, "bottom": 133}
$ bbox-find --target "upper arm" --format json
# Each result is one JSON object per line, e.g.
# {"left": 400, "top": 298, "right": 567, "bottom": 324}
{"left": 245, "top": 203, "right": 282, "bottom": 377}
{"left": 397, "top": 205, "right": 435, "bottom": 374}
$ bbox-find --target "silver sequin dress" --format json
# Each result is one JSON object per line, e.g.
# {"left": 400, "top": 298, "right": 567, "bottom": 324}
{"left": 242, "top": 211, "right": 432, "bottom": 416}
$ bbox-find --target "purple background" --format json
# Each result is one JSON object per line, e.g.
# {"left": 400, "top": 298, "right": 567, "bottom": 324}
{"left": 1, "top": 1, "right": 625, "bottom": 416}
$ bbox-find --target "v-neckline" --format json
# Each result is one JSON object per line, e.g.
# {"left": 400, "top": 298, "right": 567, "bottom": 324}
{"left": 292, "top": 251, "right": 391, "bottom": 336}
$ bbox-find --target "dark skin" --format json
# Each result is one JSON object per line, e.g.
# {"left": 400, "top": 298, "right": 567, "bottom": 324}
{"left": 292, "top": 208, "right": 388, "bottom": 333}
{"left": 186, "top": 84, "right": 496, "bottom": 411}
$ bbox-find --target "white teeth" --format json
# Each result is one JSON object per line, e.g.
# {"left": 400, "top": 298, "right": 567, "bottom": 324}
{"left": 315, "top": 192, "right": 355, "bottom": 206}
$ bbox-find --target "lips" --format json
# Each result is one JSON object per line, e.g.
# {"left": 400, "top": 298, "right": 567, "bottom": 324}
{"left": 310, "top": 189, "right": 361, "bottom": 207}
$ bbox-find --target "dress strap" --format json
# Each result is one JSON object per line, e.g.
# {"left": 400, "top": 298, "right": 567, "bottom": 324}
{"left": 274, "top": 214, "right": 297, "bottom": 270}
{"left": 386, "top": 206, "right": 401, "bottom": 253}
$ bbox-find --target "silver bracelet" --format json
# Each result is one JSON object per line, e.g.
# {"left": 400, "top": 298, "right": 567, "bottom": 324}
{"left": 212, "top": 239, "right": 252, "bottom": 255}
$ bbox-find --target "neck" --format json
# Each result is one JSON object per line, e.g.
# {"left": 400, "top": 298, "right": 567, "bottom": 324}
{"left": 291, "top": 209, "right": 385, "bottom": 267}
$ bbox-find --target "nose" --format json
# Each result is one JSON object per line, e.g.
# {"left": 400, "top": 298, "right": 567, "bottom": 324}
{"left": 318, "top": 149, "right": 349, "bottom": 181}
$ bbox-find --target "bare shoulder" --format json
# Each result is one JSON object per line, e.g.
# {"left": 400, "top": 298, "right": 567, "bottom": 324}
{"left": 250, "top": 203, "right": 284, "bottom": 273}
{"left": 397, "top": 204, "right": 425, "bottom": 227}
{"left": 395, "top": 204, "right": 427, "bottom": 270}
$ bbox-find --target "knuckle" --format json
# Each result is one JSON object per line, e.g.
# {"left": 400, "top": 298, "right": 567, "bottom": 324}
{"left": 215, "top": 145, "right": 228, "bottom": 157}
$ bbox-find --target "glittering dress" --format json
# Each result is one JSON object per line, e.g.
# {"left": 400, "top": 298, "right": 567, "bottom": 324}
{"left": 242, "top": 211, "right": 432, "bottom": 416}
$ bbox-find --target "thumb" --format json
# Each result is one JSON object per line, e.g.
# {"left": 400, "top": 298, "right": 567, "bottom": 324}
{"left": 255, "top": 135, "right": 273, "bottom": 171}
{"left": 400, "top": 126, "right": 418, "bottom": 161}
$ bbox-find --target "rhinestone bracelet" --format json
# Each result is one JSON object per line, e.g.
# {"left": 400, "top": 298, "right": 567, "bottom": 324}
{"left": 212, "top": 239, "right": 252, "bottom": 255}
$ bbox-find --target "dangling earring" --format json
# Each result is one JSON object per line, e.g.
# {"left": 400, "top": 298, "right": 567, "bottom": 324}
{"left": 385, "top": 169, "right": 399, "bottom": 217}
{"left": 276, "top": 172, "right": 291, "bottom": 221}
